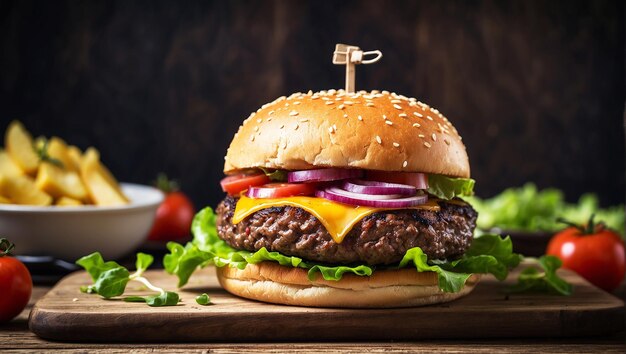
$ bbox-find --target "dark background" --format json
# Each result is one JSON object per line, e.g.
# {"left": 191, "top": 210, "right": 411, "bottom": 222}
{"left": 0, "top": 0, "right": 624, "bottom": 208}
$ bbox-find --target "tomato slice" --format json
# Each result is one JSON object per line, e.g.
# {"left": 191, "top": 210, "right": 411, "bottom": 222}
{"left": 247, "top": 183, "right": 317, "bottom": 198}
{"left": 220, "top": 174, "right": 270, "bottom": 195}
{"left": 364, "top": 171, "right": 428, "bottom": 189}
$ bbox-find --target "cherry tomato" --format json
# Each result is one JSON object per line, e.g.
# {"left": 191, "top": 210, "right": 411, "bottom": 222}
{"left": 220, "top": 174, "right": 270, "bottom": 195}
{"left": 546, "top": 216, "right": 625, "bottom": 292}
{"left": 248, "top": 183, "right": 317, "bottom": 198}
{"left": 0, "top": 239, "right": 32, "bottom": 323}
{"left": 365, "top": 171, "right": 428, "bottom": 189}
{"left": 147, "top": 174, "right": 195, "bottom": 242}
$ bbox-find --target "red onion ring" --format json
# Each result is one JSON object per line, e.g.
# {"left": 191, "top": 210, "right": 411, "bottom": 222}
{"left": 342, "top": 179, "right": 417, "bottom": 196}
{"left": 316, "top": 187, "right": 428, "bottom": 208}
{"left": 288, "top": 168, "right": 363, "bottom": 183}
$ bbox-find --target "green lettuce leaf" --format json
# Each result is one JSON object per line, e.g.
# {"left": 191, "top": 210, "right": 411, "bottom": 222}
{"left": 428, "top": 175, "right": 475, "bottom": 200}
{"left": 467, "top": 184, "right": 624, "bottom": 235}
{"left": 307, "top": 264, "right": 373, "bottom": 281}
{"left": 508, "top": 255, "right": 572, "bottom": 295}
{"left": 124, "top": 291, "right": 180, "bottom": 306}
{"left": 166, "top": 207, "right": 521, "bottom": 294}
{"left": 399, "top": 247, "right": 472, "bottom": 293}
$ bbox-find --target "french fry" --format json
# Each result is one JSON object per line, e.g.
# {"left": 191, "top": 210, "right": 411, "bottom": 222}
{"left": 55, "top": 196, "right": 83, "bottom": 206}
{"left": 67, "top": 145, "right": 83, "bottom": 170}
{"left": 5, "top": 121, "right": 39, "bottom": 175}
{"left": 80, "top": 148, "right": 128, "bottom": 206}
{"left": 48, "top": 137, "right": 79, "bottom": 172}
{"left": 0, "top": 174, "right": 52, "bottom": 206}
{"left": 0, "top": 150, "right": 23, "bottom": 177}
{"left": 35, "top": 162, "right": 88, "bottom": 201}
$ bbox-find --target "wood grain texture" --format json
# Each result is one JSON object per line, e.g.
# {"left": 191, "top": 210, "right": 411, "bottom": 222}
{"left": 28, "top": 266, "right": 624, "bottom": 343}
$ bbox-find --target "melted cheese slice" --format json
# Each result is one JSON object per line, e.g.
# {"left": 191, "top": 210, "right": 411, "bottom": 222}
{"left": 233, "top": 195, "right": 442, "bottom": 244}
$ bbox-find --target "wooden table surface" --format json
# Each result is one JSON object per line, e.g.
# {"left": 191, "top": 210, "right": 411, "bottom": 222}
{"left": 2, "top": 279, "right": 625, "bottom": 353}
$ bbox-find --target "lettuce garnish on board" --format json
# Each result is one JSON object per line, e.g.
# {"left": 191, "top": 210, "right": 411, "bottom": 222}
{"left": 165, "top": 207, "right": 522, "bottom": 293}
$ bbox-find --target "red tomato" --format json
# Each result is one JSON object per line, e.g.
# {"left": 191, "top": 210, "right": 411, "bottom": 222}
{"left": 148, "top": 191, "right": 195, "bottom": 242}
{"left": 0, "top": 239, "right": 32, "bottom": 323}
{"left": 248, "top": 183, "right": 317, "bottom": 198}
{"left": 546, "top": 217, "right": 625, "bottom": 292}
{"left": 220, "top": 174, "right": 270, "bottom": 195}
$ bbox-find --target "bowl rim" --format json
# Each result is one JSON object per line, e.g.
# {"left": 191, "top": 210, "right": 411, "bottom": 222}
{"left": 0, "top": 183, "right": 164, "bottom": 214}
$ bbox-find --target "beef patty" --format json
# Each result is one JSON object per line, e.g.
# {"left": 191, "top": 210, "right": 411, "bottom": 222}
{"left": 216, "top": 195, "right": 477, "bottom": 265}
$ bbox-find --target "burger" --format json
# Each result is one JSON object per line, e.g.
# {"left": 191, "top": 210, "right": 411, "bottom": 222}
{"left": 165, "top": 89, "right": 520, "bottom": 308}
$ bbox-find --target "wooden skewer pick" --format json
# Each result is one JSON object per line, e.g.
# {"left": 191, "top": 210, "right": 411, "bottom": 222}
{"left": 332, "top": 44, "right": 383, "bottom": 93}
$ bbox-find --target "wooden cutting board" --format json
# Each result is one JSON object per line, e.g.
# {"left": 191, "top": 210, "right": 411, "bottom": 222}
{"left": 29, "top": 266, "right": 624, "bottom": 342}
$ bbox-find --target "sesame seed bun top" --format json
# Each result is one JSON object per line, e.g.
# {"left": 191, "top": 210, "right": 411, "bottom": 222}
{"left": 224, "top": 89, "right": 470, "bottom": 178}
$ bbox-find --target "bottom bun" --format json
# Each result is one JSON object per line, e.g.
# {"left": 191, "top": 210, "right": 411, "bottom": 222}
{"left": 216, "top": 262, "right": 480, "bottom": 308}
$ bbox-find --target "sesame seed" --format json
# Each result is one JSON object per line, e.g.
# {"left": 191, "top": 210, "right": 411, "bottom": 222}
{"left": 366, "top": 102, "right": 375, "bottom": 107}
{"left": 432, "top": 133, "right": 437, "bottom": 141}
{"left": 325, "top": 101, "right": 334, "bottom": 105}
{"left": 393, "top": 142, "right": 400, "bottom": 148}
{"left": 250, "top": 112, "right": 256, "bottom": 118}
{"left": 307, "top": 90, "right": 313, "bottom": 95}
{"left": 426, "top": 115, "right": 434, "bottom": 121}
{"left": 413, "top": 112, "right": 423, "bottom": 117}
{"left": 311, "top": 96, "right": 319, "bottom": 100}
{"left": 393, "top": 104, "right": 402, "bottom": 110}
{"left": 294, "top": 101, "right": 301, "bottom": 105}
{"left": 321, "top": 97, "right": 329, "bottom": 101}
{"left": 254, "top": 126, "right": 259, "bottom": 132}
{"left": 343, "top": 114, "right": 348, "bottom": 118}
{"left": 282, "top": 142, "right": 287, "bottom": 149}
{"left": 294, "top": 124, "right": 299, "bottom": 130}
{"left": 403, "top": 160, "right": 408, "bottom": 168}
{"left": 333, "top": 124, "right": 337, "bottom": 132}
{"left": 382, "top": 114, "right": 387, "bottom": 120}
{"left": 391, "top": 99, "right": 402, "bottom": 103}
{"left": 358, "top": 115, "right": 363, "bottom": 121}
{"left": 285, "top": 103, "right": 289, "bottom": 107}
{"left": 376, "top": 135, "right": 382, "bottom": 144}
{"left": 267, "top": 117, "right": 272, "bottom": 121}
{"left": 424, "top": 142, "right": 432, "bottom": 148}
{"left": 399, "top": 113, "right": 407, "bottom": 118}
{"left": 444, "top": 138, "right": 451, "bottom": 145}
{"left": 385, "top": 120, "right": 393, "bottom": 126}
{"left": 338, "top": 104, "right": 345, "bottom": 110}
{"left": 269, "top": 110, "right": 275, "bottom": 115}
{"left": 328, "top": 127, "right": 334, "bottom": 133}
{"left": 344, "top": 101, "right": 354, "bottom": 105}
{"left": 257, "top": 118, "right": 262, "bottom": 123}
{"left": 418, "top": 134, "right": 425, "bottom": 138}
{"left": 250, "top": 135, "right": 255, "bottom": 142}
{"left": 289, "top": 110, "right": 299, "bottom": 116}
{"left": 413, "top": 123, "right": 421, "bottom": 127}
{"left": 300, "top": 118, "right": 309, "bottom": 122}
{"left": 279, "top": 124, "right": 284, "bottom": 129}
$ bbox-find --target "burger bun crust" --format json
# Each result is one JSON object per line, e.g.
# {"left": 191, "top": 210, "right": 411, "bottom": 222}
{"left": 217, "top": 262, "right": 480, "bottom": 308}
{"left": 224, "top": 89, "right": 470, "bottom": 178}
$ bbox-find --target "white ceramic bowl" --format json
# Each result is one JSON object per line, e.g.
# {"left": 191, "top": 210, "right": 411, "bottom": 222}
{"left": 0, "top": 183, "right": 163, "bottom": 261}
